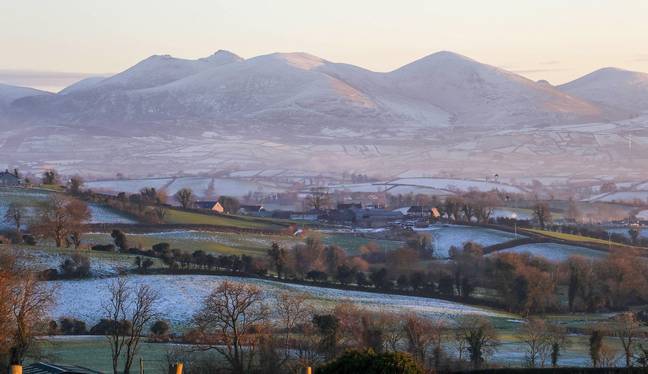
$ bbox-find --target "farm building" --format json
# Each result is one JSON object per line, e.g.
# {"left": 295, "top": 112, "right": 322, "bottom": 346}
{"left": 195, "top": 200, "right": 224, "bottom": 213}
{"left": 239, "top": 204, "right": 265, "bottom": 216}
{"left": 351, "top": 208, "right": 403, "bottom": 227}
{"left": 0, "top": 169, "right": 20, "bottom": 187}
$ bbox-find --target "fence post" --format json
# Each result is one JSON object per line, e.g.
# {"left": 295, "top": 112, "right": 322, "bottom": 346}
{"left": 305, "top": 366, "right": 312, "bottom": 374}
{"left": 10, "top": 365, "right": 23, "bottom": 374}
{"left": 168, "top": 362, "right": 183, "bottom": 374}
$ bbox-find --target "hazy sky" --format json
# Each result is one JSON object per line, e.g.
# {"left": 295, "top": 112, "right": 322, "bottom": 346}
{"left": 1, "top": 0, "right": 647, "bottom": 92}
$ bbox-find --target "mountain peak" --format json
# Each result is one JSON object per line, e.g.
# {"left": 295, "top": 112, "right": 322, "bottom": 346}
{"left": 558, "top": 66, "right": 648, "bottom": 114}
{"left": 202, "top": 49, "right": 244, "bottom": 63}
{"left": 271, "top": 52, "right": 326, "bottom": 70}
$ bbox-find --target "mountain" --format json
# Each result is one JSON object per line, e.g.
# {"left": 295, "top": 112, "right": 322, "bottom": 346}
{"left": 5, "top": 50, "right": 616, "bottom": 132}
{"left": 58, "top": 77, "right": 106, "bottom": 95}
{"left": 558, "top": 67, "right": 648, "bottom": 115}
{"left": 387, "top": 51, "right": 603, "bottom": 126}
{"left": 3, "top": 50, "right": 648, "bottom": 179}
{"left": 0, "top": 83, "right": 50, "bottom": 108}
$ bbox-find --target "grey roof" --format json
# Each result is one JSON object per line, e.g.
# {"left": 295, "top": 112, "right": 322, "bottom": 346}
{"left": 24, "top": 362, "right": 102, "bottom": 374}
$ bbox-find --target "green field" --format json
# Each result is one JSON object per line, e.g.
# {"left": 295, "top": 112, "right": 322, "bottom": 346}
{"left": 163, "top": 208, "right": 290, "bottom": 230}
{"left": 523, "top": 228, "right": 643, "bottom": 252}
{"left": 322, "top": 234, "right": 403, "bottom": 255}
{"left": 84, "top": 231, "right": 299, "bottom": 257}
{"left": 31, "top": 337, "right": 175, "bottom": 374}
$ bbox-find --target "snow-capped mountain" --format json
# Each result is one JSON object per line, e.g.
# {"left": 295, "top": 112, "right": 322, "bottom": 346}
{"left": 2, "top": 50, "right": 648, "bottom": 179}
{"left": 6, "top": 50, "right": 636, "bottom": 132}
{"left": 387, "top": 51, "right": 603, "bottom": 126}
{"left": 558, "top": 67, "right": 648, "bottom": 115}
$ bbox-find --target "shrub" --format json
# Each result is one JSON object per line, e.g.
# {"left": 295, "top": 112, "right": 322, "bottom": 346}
{"left": 22, "top": 234, "right": 37, "bottom": 245}
{"left": 318, "top": 350, "right": 423, "bottom": 374}
{"left": 59, "top": 317, "right": 87, "bottom": 335}
{"left": 150, "top": 320, "right": 171, "bottom": 341}
{"left": 59, "top": 253, "right": 91, "bottom": 278}
{"left": 90, "top": 319, "right": 133, "bottom": 335}
{"left": 91, "top": 244, "right": 115, "bottom": 252}
{"left": 152, "top": 242, "right": 171, "bottom": 254}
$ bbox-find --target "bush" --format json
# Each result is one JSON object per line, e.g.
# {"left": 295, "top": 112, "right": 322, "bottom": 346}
{"left": 59, "top": 253, "right": 91, "bottom": 278}
{"left": 318, "top": 350, "right": 423, "bottom": 374}
{"left": 22, "top": 234, "right": 37, "bottom": 245}
{"left": 90, "top": 319, "right": 133, "bottom": 335}
{"left": 152, "top": 242, "right": 171, "bottom": 254}
{"left": 150, "top": 320, "right": 171, "bottom": 341}
{"left": 91, "top": 244, "right": 115, "bottom": 252}
{"left": 59, "top": 317, "right": 87, "bottom": 335}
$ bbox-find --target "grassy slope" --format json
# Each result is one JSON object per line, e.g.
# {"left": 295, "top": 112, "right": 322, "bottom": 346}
{"left": 163, "top": 208, "right": 288, "bottom": 230}
{"left": 84, "top": 231, "right": 299, "bottom": 257}
{"left": 522, "top": 228, "right": 642, "bottom": 251}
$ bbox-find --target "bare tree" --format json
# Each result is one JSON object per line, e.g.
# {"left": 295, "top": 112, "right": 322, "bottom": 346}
{"left": 192, "top": 281, "right": 269, "bottom": 374}
{"left": 106, "top": 277, "right": 128, "bottom": 374}
{"left": 547, "top": 322, "right": 567, "bottom": 368}
{"left": 0, "top": 254, "right": 55, "bottom": 369}
{"left": 104, "top": 277, "right": 159, "bottom": 374}
{"left": 31, "top": 195, "right": 91, "bottom": 247}
{"left": 275, "top": 292, "right": 313, "bottom": 368}
{"left": 532, "top": 202, "right": 552, "bottom": 229}
{"left": 521, "top": 318, "right": 551, "bottom": 368}
{"left": 123, "top": 285, "right": 159, "bottom": 373}
{"left": 305, "top": 187, "right": 330, "bottom": 211}
{"left": 377, "top": 311, "right": 404, "bottom": 352}
{"left": 3, "top": 203, "right": 25, "bottom": 235}
{"left": 174, "top": 188, "right": 195, "bottom": 209}
{"left": 457, "top": 315, "right": 500, "bottom": 370}
{"left": 403, "top": 313, "right": 445, "bottom": 368}
{"left": 614, "top": 312, "right": 641, "bottom": 367}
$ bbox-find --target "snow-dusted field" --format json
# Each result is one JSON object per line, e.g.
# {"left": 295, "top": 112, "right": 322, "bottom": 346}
{"left": 88, "top": 205, "right": 136, "bottom": 224}
{"left": 85, "top": 177, "right": 285, "bottom": 199}
{"left": 606, "top": 227, "right": 648, "bottom": 239}
{"left": 0, "top": 189, "right": 136, "bottom": 228}
{"left": 48, "top": 274, "right": 510, "bottom": 326}
{"left": 414, "top": 225, "right": 521, "bottom": 257}
{"left": 489, "top": 243, "right": 607, "bottom": 262}
{"left": 14, "top": 248, "right": 132, "bottom": 276}
{"left": 585, "top": 191, "right": 648, "bottom": 203}
{"left": 384, "top": 178, "right": 525, "bottom": 194}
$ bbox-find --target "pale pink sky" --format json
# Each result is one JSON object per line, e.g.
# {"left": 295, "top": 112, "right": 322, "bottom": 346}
{"left": 1, "top": 0, "right": 647, "bottom": 92}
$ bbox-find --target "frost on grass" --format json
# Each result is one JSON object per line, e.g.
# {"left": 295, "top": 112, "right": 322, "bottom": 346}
{"left": 48, "top": 274, "right": 508, "bottom": 327}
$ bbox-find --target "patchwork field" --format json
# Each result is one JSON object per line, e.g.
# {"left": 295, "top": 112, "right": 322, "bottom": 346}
{"left": 85, "top": 176, "right": 286, "bottom": 199}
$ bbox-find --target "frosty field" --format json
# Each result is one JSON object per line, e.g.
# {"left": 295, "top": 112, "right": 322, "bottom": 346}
{"left": 414, "top": 225, "right": 521, "bottom": 257}
{"left": 489, "top": 243, "right": 607, "bottom": 262}
{"left": 48, "top": 274, "right": 511, "bottom": 327}
{"left": 85, "top": 176, "right": 286, "bottom": 199}
{"left": 0, "top": 188, "right": 136, "bottom": 229}
{"left": 606, "top": 226, "right": 648, "bottom": 239}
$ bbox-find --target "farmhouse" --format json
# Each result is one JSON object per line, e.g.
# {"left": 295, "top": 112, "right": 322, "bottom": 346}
{"left": 0, "top": 169, "right": 20, "bottom": 187}
{"left": 195, "top": 200, "right": 224, "bottom": 213}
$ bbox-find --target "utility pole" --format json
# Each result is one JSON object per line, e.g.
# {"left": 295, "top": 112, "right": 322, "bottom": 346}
{"left": 140, "top": 357, "right": 144, "bottom": 374}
